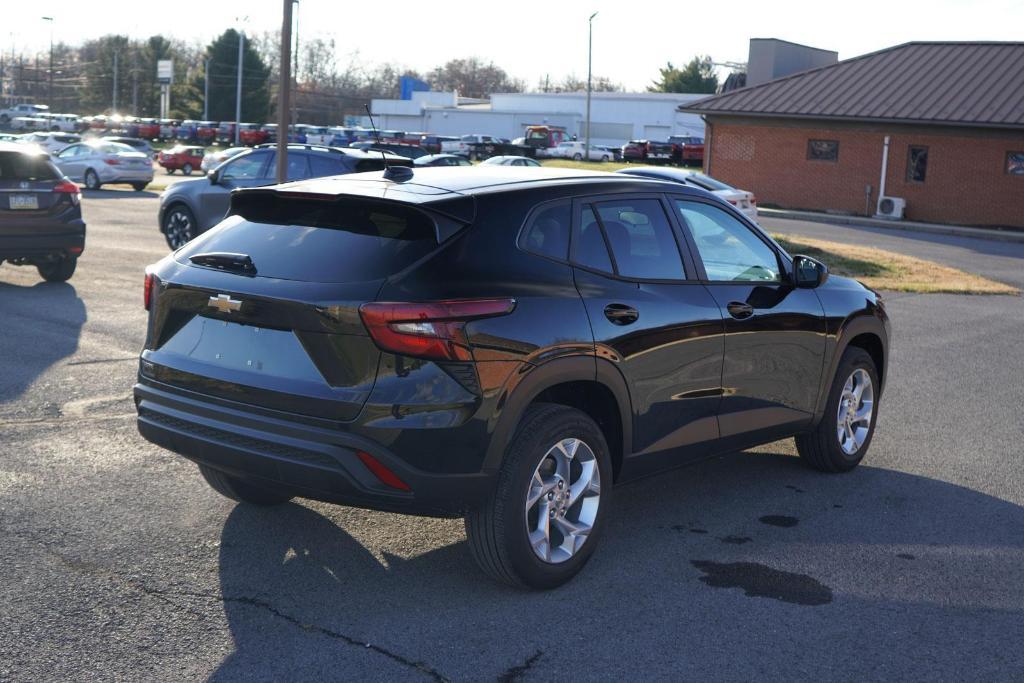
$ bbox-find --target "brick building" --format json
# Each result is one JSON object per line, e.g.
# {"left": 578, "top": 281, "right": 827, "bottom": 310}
{"left": 683, "top": 42, "right": 1024, "bottom": 228}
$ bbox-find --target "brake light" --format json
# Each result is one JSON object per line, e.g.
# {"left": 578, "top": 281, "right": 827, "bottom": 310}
{"left": 143, "top": 271, "right": 155, "bottom": 310}
{"left": 750, "top": 196, "right": 757, "bottom": 205}
{"left": 359, "top": 299, "right": 516, "bottom": 361}
{"left": 727, "top": 199, "right": 738, "bottom": 205}
{"left": 356, "top": 450, "right": 411, "bottom": 491}
{"left": 53, "top": 180, "right": 81, "bottom": 205}
{"left": 105, "top": 158, "right": 121, "bottom": 165}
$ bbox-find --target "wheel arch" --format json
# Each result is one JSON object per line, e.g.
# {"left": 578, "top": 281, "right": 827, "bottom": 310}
{"left": 814, "top": 313, "right": 888, "bottom": 422}
{"left": 483, "top": 356, "right": 632, "bottom": 481}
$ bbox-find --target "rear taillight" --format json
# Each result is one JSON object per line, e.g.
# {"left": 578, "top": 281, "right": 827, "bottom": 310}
{"left": 53, "top": 180, "right": 81, "bottom": 205}
{"left": 105, "top": 158, "right": 121, "bottom": 165}
{"left": 143, "top": 271, "right": 155, "bottom": 310}
{"left": 750, "top": 196, "right": 757, "bottom": 205}
{"left": 727, "top": 199, "right": 738, "bottom": 205}
{"left": 359, "top": 299, "right": 516, "bottom": 361}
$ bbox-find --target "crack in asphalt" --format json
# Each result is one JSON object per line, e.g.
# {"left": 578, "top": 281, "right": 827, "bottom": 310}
{"left": 12, "top": 529, "right": 450, "bottom": 682}
{"left": 497, "top": 650, "right": 543, "bottom": 683}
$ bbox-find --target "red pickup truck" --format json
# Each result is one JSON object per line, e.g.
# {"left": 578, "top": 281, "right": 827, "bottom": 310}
{"left": 158, "top": 145, "right": 205, "bottom": 175}
{"left": 668, "top": 135, "right": 705, "bottom": 167}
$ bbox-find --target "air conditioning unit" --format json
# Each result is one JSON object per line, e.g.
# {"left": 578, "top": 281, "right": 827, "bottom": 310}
{"left": 875, "top": 196, "right": 906, "bottom": 220}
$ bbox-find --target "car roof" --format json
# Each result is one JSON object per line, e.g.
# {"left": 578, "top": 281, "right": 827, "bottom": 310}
{"left": 247, "top": 166, "right": 702, "bottom": 207}
{"left": 616, "top": 166, "right": 697, "bottom": 183}
{"left": 0, "top": 141, "right": 49, "bottom": 156}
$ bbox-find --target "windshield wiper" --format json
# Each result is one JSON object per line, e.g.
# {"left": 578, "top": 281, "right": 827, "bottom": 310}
{"left": 188, "top": 252, "right": 257, "bottom": 276}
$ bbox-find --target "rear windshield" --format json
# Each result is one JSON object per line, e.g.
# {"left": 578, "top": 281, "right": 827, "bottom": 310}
{"left": 178, "top": 196, "right": 442, "bottom": 283}
{"left": 0, "top": 152, "right": 60, "bottom": 180}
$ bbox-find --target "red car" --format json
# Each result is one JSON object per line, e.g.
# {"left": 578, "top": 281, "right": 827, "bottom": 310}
{"left": 137, "top": 118, "right": 161, "bottom": 140}
{"left": 621, "top": 140, "right": 649, "bottom": 162}
{"left": 238, "top": 123, "right": 268, "bottom": 146}
{"left": 158, "top": 145, "right": 205, "bottom": 175}
{"left": 196, "top": 121, "right": 218, "bottom": 145}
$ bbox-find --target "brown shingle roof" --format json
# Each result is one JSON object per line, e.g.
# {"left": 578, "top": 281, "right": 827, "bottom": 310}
{"left": 682, "top": 42, "right": 1024, "bottom": 129}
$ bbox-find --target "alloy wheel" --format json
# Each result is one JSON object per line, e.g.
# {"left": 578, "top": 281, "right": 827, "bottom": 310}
{"left": 165, "top": 209, "right": 194, "bottom": 249}
{"left": 524, "top": 437, "right": 601, "bottom": 563}
{"left": 836, "top": 368, "right": 874, "bottom": 455}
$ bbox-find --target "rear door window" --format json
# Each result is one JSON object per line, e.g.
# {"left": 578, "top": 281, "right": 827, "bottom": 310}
{"left": 520, "top": 201, "right": 570, "bottom": 260}
{"left": 576, "top": 199, "right": 686, "bottom": 280}
{"left": 178, "top": 196, "right": 447, "bottom": 283}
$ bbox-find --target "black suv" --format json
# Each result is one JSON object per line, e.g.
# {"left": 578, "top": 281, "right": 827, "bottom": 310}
{"left": 0, "top": 142, "right": 85, "bottom": 282}
{"left": 135, "top": 167, "right": 890, "bottom": 589}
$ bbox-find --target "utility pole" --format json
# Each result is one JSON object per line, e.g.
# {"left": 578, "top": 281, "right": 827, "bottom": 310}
{"left": 235, "top": 32, "right": 244, "bottom": 145}
{"left": 276, "top": 0, "right": 293, "bottom": 183}
{"left": 203, "top": 59, "right": 209, "bottom": 119}
{"left": 585, "top": 11, "right": 597, "bottom": 163}
{"left": 112, "top": 51, "right": 118, "bottom": 113}
{"left": 292, "top": 1, "right": 299, "bottom": 130}
{"left": 42, "top": 17, "right": 53, "bottom": 110}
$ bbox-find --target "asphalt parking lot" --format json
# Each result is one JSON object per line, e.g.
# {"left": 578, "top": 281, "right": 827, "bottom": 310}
{"left": 2, "top": 189, "right": 1023, "bottom": 681}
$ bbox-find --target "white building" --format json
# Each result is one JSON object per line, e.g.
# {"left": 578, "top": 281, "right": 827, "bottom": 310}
{"left": 370, "top": 90, "right": 708, "bottom": 145}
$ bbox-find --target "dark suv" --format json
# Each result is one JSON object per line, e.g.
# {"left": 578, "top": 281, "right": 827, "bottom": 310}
{"left": 0, "top": 142, "right": 85, "bottom": 282}
{"left": 135, "top": 167, "right": 890, "bottom": 589}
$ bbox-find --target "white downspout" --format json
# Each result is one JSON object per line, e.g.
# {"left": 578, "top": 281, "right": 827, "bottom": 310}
{"left": 876, "top": 135, "right": 891, "bottom": 214}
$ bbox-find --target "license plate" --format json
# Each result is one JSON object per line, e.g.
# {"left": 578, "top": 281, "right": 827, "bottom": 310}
{"left": 9, "top": 194, "right": 38, "bottom": 210}
{"left": 651, "top": 153, "right": 669, "bottom": 159}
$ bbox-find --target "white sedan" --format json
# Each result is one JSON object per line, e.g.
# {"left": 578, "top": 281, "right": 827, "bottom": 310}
{"left": 548, "top": 141, "right": 612, "bottom": 162}
{"left": 615, "top": 166, "right": 758, "bottom": 222}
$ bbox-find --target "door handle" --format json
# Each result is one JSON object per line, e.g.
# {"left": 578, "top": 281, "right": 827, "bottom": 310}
{"left": 726, "top": 301, "right": 754, "bottom": 320}
{"left": 604, "top": 303, "right": 639, "bottom": 325}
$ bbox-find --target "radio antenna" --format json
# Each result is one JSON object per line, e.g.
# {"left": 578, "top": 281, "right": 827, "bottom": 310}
{"left": 364, "top": 104, "right": 389, "bottom": 170}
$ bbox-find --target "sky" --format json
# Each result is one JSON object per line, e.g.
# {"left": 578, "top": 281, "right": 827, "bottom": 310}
{"left": 3, "top": 0, "right": 1023, "bottom": 91}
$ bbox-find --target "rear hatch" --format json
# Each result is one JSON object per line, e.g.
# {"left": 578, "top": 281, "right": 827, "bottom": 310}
{"left": 0, "top": 150, "right": 78, "bottom": 233}
{"left": 647, "top": 141, "right": 673, "bottom": 160}
{"left": 143, "top": 188, "right": 466, "bottom": 421}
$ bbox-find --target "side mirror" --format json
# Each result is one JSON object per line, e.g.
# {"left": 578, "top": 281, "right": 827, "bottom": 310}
{"left": 793, "top": 254, "right": 829, "bottom": 288}
{"left": 208, "top": 168, "right": 220, "bottom": 185}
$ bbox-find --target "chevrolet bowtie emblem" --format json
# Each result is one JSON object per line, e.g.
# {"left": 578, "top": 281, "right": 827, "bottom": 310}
{"left": 208, "top": 294, "right": 242, "bottom": 313}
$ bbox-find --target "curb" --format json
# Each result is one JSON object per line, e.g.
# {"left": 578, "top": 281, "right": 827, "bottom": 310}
{"left": 758, "top": 209, "right": 1024, "bottom": 244}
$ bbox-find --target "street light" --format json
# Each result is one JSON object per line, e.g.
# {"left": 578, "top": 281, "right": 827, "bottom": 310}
{"left": 585, "top": 11, "right": 598, "bottom": 163}
{"left": 41, "top": 17, "right": 53, "bottom": 111}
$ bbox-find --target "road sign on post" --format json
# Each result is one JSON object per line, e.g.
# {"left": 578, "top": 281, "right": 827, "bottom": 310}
{"left": 157, "top": 60, "right": 173, "bottom": 84}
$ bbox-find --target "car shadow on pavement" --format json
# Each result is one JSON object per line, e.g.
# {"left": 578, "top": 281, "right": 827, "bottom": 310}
{"left": 0, "top": 280, "right": 85, "bottom": 403}
{"left": 209, "top": 448, "right": 1024, "bottom": 680}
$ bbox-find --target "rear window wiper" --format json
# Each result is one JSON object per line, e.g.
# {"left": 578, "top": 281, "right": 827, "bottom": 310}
{"left": 189, "top": 252, "right": 257, "bottom": 276}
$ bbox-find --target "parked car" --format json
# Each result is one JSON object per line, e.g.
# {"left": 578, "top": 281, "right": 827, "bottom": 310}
{"left": 302, "top": 126, "right": 333, "bottom": 146}
{"left": 615, "top": 166, "right": 759, "bottom": 222}
{"left": 523, "top": 125, "right": 569, "bottom": 158}
{"left": 548, "top": 141, "right": 612, "bottom": 162}
{"left": 53, "top": 140, "right": 154, "bottom": 191}
{"left": 20, "top": 132, "right": 82, "bottom": 155}
{"left": 137, "top": 118, "right": 162, "bottom": 140}
{"left": 0, "top": 142, "right": 84, "bottom": 282}
{"left": 157, "top": 145, "right": 413, "bottom": 248}
{"left": 9, "top": 117, "right": 50, "bottom": 132}
{"left": 136, "top": 165, "right": 890, "bottom": 589}
{"left": 159, "top": 119, "right": 181, "bottom": 140}
{"left": 479, "top": 155, "right": 542, "bottom": 167}
{"left": 350, "top": 141, "right": 429, "bottom": 159}
{"left": 217, "top": 122, "right": 236, "bottom": 144}
{"left": 441, "top": 134, "right": 502, "bottom": 158}
{"left": 177, "top": 120, "right": 199, "bottom": 142}
{"left": 596, "top": 145, "right": 623, "bottom": 162}
{"left": 646, "top": 140, "right": 674, "bottom": 163}
{"left": 260, "top": 123, "right": 278, "bottom": 143}
{"left": 419, "top": 134, "right": 460, "bottom": 154}
{"left": 201, "top": 146, "right": 248, "bottom": 172}
{"left": 667, "top": 135, "right": 705, "bottom": 166}
{"left": 196, "top": 121, "right": 219, "bottom": 145}
{"left": 621, "top": 140, "right": 649, "bottom": 162}
{"left": 39, "top": 113, "right": 82, "bottom": 132}
{"left": 413, "top": 153, "right": 472, "bottom": 167}
{"left": 0, "top": 103, "right": 48, "bottom": 126}
{"left": 158, "top": 145, "right": 205, "bottom": 175}
{"left": 238, "top": 123, "right": 268, "bottom": 146}
{"left": 102, "top": 136, "right": 155, "bottom": 159}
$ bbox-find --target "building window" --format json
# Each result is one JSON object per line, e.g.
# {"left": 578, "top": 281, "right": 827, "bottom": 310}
{"left": 907, "top": 146, "right": 929, "bottom": 182}
{"left": 1007, "top": 151, "right": 1024, "bottom": 176}
{"left": 807, "top": 139, "right": 839, "bottom": 161}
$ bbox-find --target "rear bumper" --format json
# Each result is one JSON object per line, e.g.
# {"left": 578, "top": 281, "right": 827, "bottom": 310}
{"left": 134, "top": 377, "right": 495, "bottom": 516}
{"left": 0, "top": 223, "right": 85, "bottom": 260}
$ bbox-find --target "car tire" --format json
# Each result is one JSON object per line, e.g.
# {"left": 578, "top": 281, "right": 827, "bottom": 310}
{"left": 572, "top": 153, "right": 583, "bottom": 161}
{"left": 198, "top": 464, "right": 294, "bottom": 506}
{"left": 132, "top": 182, "right": 147, "bottom": 192}
{"left": 83, "top": 169, "right": 101, "bottom": 190}
{"left": 182, "top": 163, "right": 193, "bottom": 176}
{"left": 163, "top": 204, "right": 198, "bottom": 250}
{"left": 166, "top": 169, "right": 175, "bottom": 175}
{"left": 37, "top": 256, "right": 77, "bottom": 282}
{"left": 796, "top": 347, "right": 879, "bottom": 473}
{"left": 465, "top": 403, "right": 611, "bottom": 589}
{"left": 601, "top": 155, "right": 609, "bottom": 162}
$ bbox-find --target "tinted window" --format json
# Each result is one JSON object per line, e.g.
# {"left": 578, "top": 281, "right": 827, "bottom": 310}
{"left": 591, "top": 199, "right": 685, "bottom": 280}
{"left": 222, "top": 151, "right": 270, "bottom": 180}
{"left": 574, "top": 206, "right": 614, "bottom": 274}
{"left": 309, "top": 154, "right": 342, "bottom": 177}
{"left": 285, "top": 153, "right": 311, "bottom": 181}
{"left": 181, "top": 197, "right": 444, "bottom": 283}
{"left": 0, "top": 152, "right": 60, "bottom": 180}
{"left": 520, "top": 202, "right": 570, "bottom": 260}
{"left": 676, "top": 200, "right": 780, "bottom": 282}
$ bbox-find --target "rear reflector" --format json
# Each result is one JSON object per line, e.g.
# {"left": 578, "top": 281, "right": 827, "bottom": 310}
{"left": 359, "top": 299, "right": 516, "bottom": 361}
{"left": 356, "top": 450, "right": 411, "bottom": 491}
